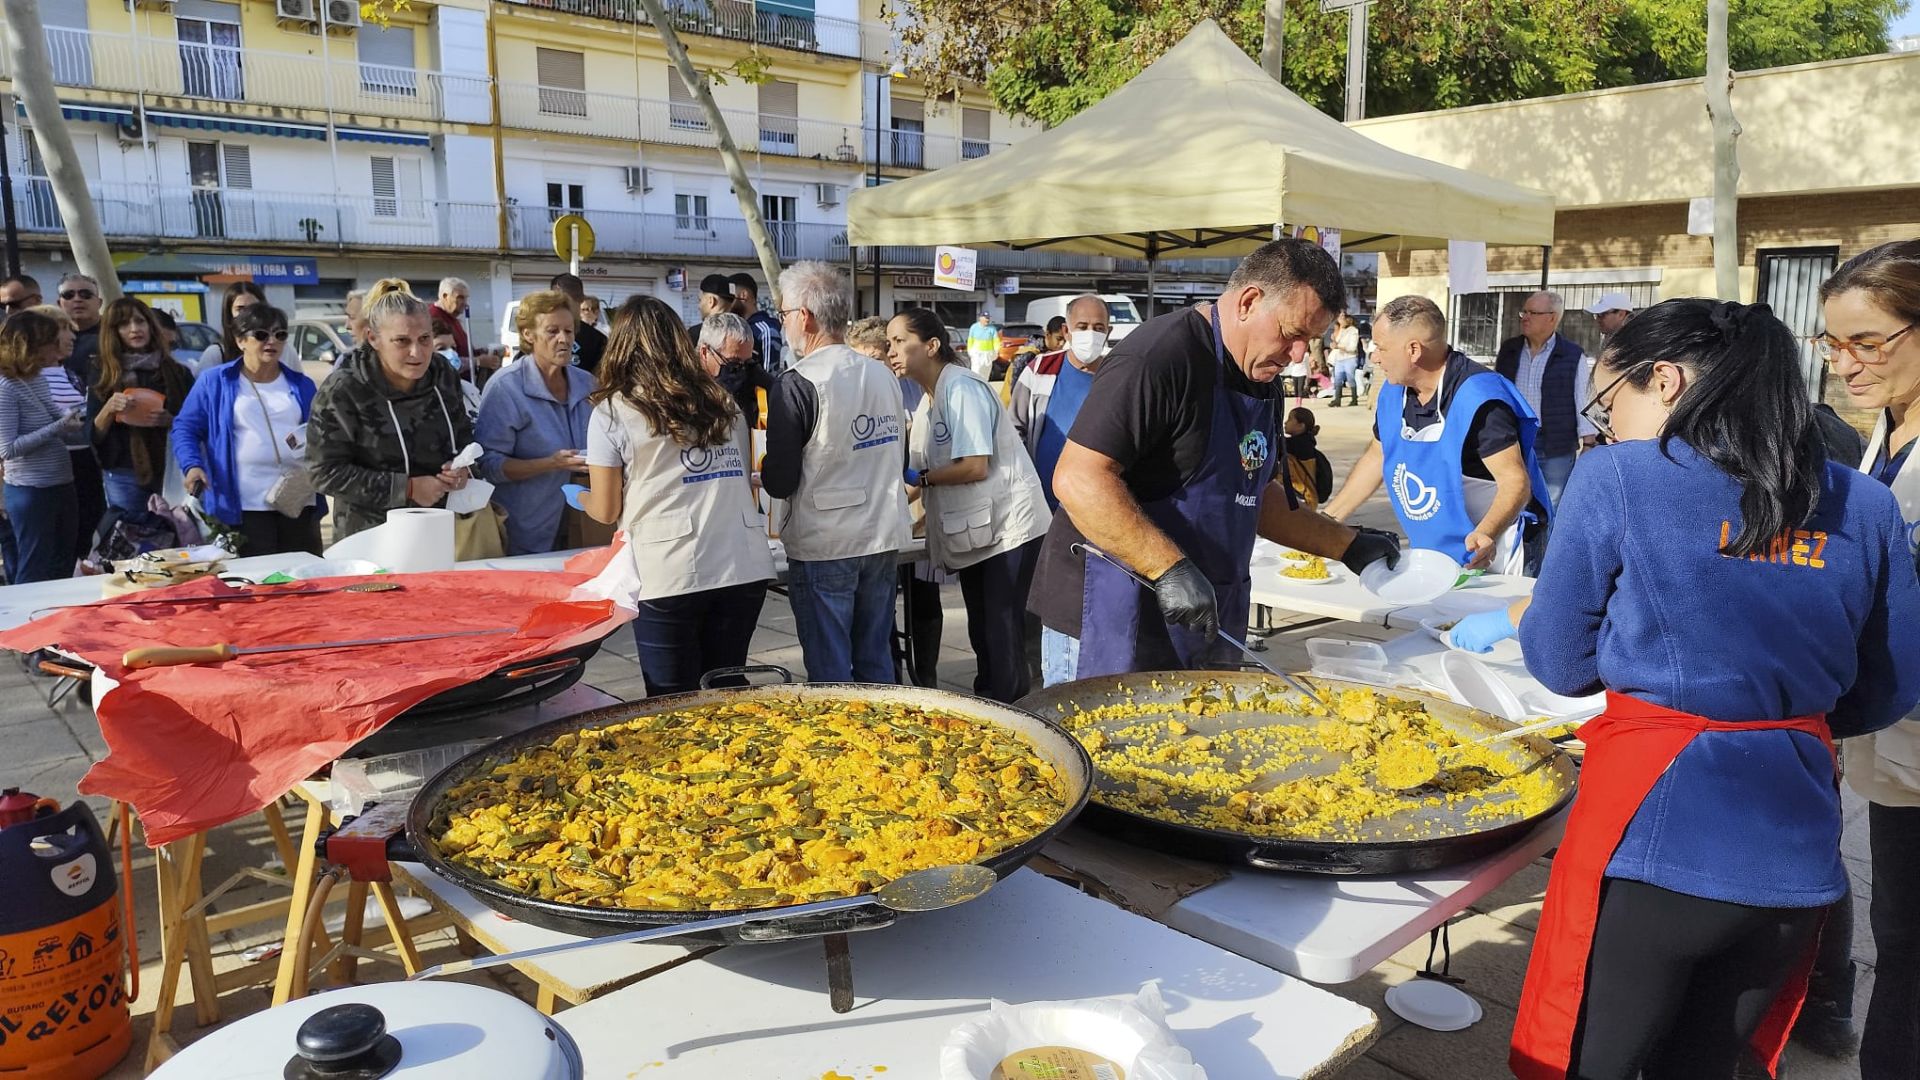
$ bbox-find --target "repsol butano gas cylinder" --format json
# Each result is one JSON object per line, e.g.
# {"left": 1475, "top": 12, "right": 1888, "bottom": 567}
{"left": 0, "top": 798, "right": 131, "bottom": 1078}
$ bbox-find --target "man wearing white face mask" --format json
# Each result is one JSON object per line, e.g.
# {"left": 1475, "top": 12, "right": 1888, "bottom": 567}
{"left": 1012, "top": 294, "right": 1110, "bottom": 509}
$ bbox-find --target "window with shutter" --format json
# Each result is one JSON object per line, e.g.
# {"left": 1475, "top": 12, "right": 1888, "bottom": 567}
{"left": 220, "top": 144, "right": 251, "bottom": 189}
{"left": 221, "top": 143, "right": 255, "bottom": 234}
{"left": 372, "top": 156, "right": 397, "bottom": 217}
{"left": 758, "top": 79, "right": 799, "bottom": 154}
{"left": 961, "top": 107, "right": 990, "bottom": 159}
{"left": 674, "top": 193, "right": 709, "bottom": 232}
{"left": 536, "top": 47, "right": 587, "bottom": 118}
{"left": 668, "top": 70, "right": 707, "bottom": 132}
{"left": 889, "top": 98, "right": 925, "bottom": 169}
{"left": 360, "top": 25, "right": 418, "bottom": 97}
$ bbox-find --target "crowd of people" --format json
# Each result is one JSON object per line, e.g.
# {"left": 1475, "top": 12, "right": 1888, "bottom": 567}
{"left": 1, "top": 234, "right": 1918, "bottom": 1080}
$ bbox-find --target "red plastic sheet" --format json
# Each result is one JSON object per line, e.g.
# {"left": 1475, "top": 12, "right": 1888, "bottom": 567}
{"left": 0, "top": 572, "right": 629, "bottom": 845}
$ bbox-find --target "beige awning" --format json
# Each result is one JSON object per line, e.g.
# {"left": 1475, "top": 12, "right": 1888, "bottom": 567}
{"left": 847, "top": 20, "right": 1555, "bottom": 259}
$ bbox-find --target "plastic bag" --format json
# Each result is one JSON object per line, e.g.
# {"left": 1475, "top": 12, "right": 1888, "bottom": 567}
{"left": 941, "top": 983, "right": 1207, "bottom": 1080}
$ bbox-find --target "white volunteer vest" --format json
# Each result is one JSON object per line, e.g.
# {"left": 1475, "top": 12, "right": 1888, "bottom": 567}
{"left": 1846, "top": 411, "right": 1920, "bottom": 806}
{"left": 910, "top": 364, "right": 1051, "bottom": 572}
{"left": 601, "top": 397, "right": 775, "bottom": 602}
{"left": 779, "top": 343, "right": 909, "bottom": 563}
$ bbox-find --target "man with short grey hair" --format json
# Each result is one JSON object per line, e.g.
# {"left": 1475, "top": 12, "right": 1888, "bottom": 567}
{"left": 58, "top": 273, "right": 104, "bottom": 386}
{"left": 762, "top": 261, "right": 907, "bottom": 683}
{"left": 1028, "top": 238, "right": 1402, "bottom": 684}
{"left": 696, "top": 312, "right": 753, "bottom": 380}
{"left": 431, "top": 275, "right": 501, "bottom": 380}
{"left": 1496, "top": 289, "right": 1593, "bottom": 507}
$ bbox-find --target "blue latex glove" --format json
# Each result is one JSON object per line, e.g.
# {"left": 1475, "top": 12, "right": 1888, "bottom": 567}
{"left": 562, "top": 483, "right": 587, "bottom": 511}
{"left": 1449, "top": 608, "right": 1517, "bottom": 654}
{"left": 903, "top": 467, "right": 925, "bottom": 488}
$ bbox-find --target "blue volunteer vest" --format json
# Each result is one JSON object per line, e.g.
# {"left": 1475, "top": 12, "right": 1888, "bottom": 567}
{"left": 1376, "top": 369, "right": 1553, "bottom": 560}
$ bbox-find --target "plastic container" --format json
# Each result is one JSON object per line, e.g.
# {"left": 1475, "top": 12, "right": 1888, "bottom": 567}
{"left": 330, "top": 740, "right": 493, "bottom": 818}
{"left": 941, "top": 984, "right": 1206, "bottom": 1080}
{"left": 1304, "top": 638, "right": 1390, "bottom": 684}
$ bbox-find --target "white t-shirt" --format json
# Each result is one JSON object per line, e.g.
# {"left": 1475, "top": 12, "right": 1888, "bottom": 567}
{"left": 231, "top": 373, "right": 302, "bottom": 511}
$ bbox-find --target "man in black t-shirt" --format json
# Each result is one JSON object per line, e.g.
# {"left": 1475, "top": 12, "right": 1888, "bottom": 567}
{"left": 548, "top": 273, "right": 607, "bottom": 376}
{"left": 1027, "top": 240, "right": 1402, "bottom": 682}
{"left": 1323, "top": 295, "right": 1549, "bottom": 575}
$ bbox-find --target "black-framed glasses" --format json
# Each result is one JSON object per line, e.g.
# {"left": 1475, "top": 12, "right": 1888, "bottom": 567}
{"left": 59, "top": 289, "right": 95, "bottom": 301}
{"left": 1812, "top": 324, "right": 1914, "bottom": 365}
{"left": 1580, "top": 359, "right": 1656, "bottom": 441}
{"left": 0, "top": 296, "right": 36, "bottom": 311}
{"left": 244, "top": 329, "right": 291, "bottom": 343}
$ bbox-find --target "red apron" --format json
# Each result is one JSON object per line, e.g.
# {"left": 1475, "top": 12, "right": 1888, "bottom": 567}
{"left": 1509, "top": 692, "right": 1834, "bottom": 1080}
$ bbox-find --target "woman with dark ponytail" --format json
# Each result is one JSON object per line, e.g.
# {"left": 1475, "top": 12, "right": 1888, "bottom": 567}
{"left": 1445, "top": 299, "right": 1920, "bottom": 1080}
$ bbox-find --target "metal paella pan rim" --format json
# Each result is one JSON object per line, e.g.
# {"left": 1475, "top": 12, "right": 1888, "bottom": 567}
{"left": 404, "top": 681, "right": 1094, "bottom": 941}
{"left": 1014, "top": 670, "right": 1576, "bottom": 875}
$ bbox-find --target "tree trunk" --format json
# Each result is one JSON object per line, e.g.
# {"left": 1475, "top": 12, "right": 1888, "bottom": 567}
{"left": 1260, "top": 0, "right": 1285, "bottom": 81}
{"left": 632, "top": 0, "right": 786, "bottom": 304}
{"left": 1, "top": 0, "right": 120, "bottom": 301}
{"left": 1706, "top": 0, "right": 1741, "bottom": 301}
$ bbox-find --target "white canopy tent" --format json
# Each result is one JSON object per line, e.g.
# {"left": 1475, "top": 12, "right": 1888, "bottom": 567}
{"left": 848, "top": 19, "right": 1554, "bottom": 291}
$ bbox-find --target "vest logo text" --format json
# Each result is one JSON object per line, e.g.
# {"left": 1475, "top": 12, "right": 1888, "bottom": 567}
{"left": 1392, "top": 463, "right": 1441, "bottom": 522}
{"left": 679, "top": 444, "right": 746, "bottom": 484}
{"left": 853, "top": 412, "right": 903, "bottom": 450}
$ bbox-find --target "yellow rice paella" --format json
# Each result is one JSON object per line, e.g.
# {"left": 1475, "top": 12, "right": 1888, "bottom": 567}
{"left": 430, "top": 698, "right": 1069, "bottom": 911}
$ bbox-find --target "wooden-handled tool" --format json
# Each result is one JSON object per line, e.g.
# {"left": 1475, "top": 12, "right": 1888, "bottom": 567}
{"left": 122, "top": 627, "right": 515, "bottom": 670}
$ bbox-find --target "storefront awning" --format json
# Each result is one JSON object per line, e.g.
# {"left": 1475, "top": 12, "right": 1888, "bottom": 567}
{"left": 16, "top": 101, "right": 137, "bottom": 125}
{"left": 144, "top": 110, "right": 328, "bottom": 141}
{"left": 337, "top": 127, "right": 432, "bottom": 147}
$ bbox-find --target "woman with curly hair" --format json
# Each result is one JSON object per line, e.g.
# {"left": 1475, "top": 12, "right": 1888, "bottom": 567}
{"left": 580, "top": 296, "right": 774, "bottom": 694}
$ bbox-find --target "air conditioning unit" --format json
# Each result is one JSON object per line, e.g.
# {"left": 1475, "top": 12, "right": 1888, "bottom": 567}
{"left": 275, "top": 0, "right": 318, "bottom": 26}
{"left": 622, "top": 166, "right": 652, "bottom": 194}
{"left": 115, "top": 113, "right": 145, "bottom": 144}
{"left": 324, "top": 0, "right": 362, "bottom": 30}
{"left": 814, "top": 182, "right": 842, "bottom": 208}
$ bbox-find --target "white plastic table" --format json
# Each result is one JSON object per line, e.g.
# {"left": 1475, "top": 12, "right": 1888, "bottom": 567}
{"left": 0, "top": 551, "right": 325, "bottom": 632}
{"left": 1245, "top": 539, "right": 1535, "bottom": 633}
{"left": 1163, "top": 810, "right": 1565, "bottom": 984}
{"left": 557, "top": 870, "right": 1381, "bottom": 1080}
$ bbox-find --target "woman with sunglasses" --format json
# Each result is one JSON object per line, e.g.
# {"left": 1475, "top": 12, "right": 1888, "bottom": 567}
{"left": 1816, "top": 238, "right": 1920, "bottom": 1080}
{"left": 1447, "top": 299, "right": 1920, "bottom": 1080}
{"left": 88, "top": 297, "right": 193, "bottom": 528}
{"left": 172, "top": 305, "right": 324, "bottom": 555}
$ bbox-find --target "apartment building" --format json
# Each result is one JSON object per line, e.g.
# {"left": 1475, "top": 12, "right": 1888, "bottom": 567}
{"left": 1, "top": 0, "right": 1194, "bottom": 348}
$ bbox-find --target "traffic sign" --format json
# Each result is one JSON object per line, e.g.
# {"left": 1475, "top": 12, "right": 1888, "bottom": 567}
{"left": 552, "top": 214, "right": 595, "bottom": 271}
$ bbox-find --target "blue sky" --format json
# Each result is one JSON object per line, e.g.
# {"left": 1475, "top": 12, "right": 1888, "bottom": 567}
{"left": 1895, "top": 8, "right": 1920, "bottom": 37}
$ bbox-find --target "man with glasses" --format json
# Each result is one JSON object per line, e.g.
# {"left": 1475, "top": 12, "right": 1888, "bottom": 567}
{"left": 57, "top": 273, "right": 104, "bottom": 388}
{"left": 1325, "top": 295, "right": 1551, "bottom": 576}
{"left": 1496, "top": 290, "right": 1595, "bottom": 508}
{"left": 0, "top": 274, "right": 41, "bottom": 316}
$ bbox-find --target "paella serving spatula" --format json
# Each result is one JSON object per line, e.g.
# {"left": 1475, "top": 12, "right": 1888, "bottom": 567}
{"left": 1380, "top": 714, "right": 1576, "bottom": 792}
{"left": 1072, "top": 542, "right": 1330, "bottom": 709}
{"left": 408, "top": 863, "right": 1000, "bottom": 981}
{"left": 121, "top": 626, "right": 516, "bottom": 670}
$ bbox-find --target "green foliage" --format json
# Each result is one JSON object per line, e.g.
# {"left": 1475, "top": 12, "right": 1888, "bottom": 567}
{"left": 893, "top": 0, "right": 1903, "bottom": 125}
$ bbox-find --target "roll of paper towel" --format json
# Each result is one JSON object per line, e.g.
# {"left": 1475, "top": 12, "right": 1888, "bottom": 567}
{"left": 322, "top": 507, "right": 455, "bottom": 573}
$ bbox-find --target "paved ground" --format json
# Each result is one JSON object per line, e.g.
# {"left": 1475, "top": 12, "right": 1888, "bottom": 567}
{"left": 5, "top": 398, "right": 1871, "bottom": 1078}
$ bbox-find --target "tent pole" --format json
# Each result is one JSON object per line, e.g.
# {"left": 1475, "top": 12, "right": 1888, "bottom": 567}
{"left": 1145, "top": 236, "right": 1159, "bottom": 320}
{"left": 1540, "top": 245, "right": 1551, "bottom": 290}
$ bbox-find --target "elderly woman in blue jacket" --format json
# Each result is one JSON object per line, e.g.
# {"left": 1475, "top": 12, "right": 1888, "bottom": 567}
{"left": 171, "top": 304, "right": 324, "bottom": 555}
{"left": 475, "top": 290, "right": 596, "bottom": 554}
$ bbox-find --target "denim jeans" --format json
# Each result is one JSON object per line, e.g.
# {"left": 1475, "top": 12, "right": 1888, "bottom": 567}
{"left": 101, "top": 467, "right": 159, "bottom": 524}
{"left": 1331, "top": 360, "right": 1359, "bottom": 406}
{"left": 3, "top": 483, "right": 78, "bottom": 584}
{"left": 630, "top": 581, "right": 769, "bottom": 697}
{"left": 1041, "top": 627, "right": 1081, "bottom": 688}
{"left": 1538, "top": 452, "right": 1577, "bottom": 508}
{"left": 787, "top": 551, "right": 898, "bottom": 683}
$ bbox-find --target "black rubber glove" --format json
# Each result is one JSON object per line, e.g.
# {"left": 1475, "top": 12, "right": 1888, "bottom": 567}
{"left": 1340, "top": 527, "right": 1403, "bottom": 575}
{"left": 1151, "top": 558, "right": 1219, "bottom": 640}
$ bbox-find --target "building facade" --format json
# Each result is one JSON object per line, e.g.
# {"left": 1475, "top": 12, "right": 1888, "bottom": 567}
{"left": 1351, "top": 48, "right": 1920, "bottom": 396}
{"left": 1, "top": 0, "right": 1206, "bottom": 351}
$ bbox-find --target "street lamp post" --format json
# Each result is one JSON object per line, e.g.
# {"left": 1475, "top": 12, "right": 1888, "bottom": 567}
{"left": 1322, "top": 0, "right": 1376, "bottom": 122}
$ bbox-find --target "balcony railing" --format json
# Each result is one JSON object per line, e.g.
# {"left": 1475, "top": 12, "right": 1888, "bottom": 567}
{"left": 508, "top": 205, "right": 849, "bottom": 262}
{"left": 16, "top": 25, "right": 488, "bottom": 123}
{"left": 502, "top": 0, "right": 862, "bottom": 60}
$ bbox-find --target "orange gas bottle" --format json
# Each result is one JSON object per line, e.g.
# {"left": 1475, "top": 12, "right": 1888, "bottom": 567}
{"left": 0, "top": 794, "right": 131, "bottom": 1079}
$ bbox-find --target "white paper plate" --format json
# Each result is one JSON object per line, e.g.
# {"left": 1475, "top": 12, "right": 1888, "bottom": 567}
{"left": 1272, "top": 567, "right": 1340, "bottom": 586}
{"left": 286, "top": 559, "right": 388, "bottom": 580}
{"left": 1440, "top": 651, "right": 1528, "bottom": 723}
{"left": 1386, "top": 979, "right": 1484, "bottom": 1031}
{"left": 1420, "top": 616, "right": 1524, "bottom": 666}
{"left": 1359, "top": 548, "right": 1460, "bottom": 605}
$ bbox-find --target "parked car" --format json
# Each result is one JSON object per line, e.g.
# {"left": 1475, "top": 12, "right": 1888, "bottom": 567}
{"left": 997, "top": 322, "right": 1042, "bottom": 364}
{"left": 169, "top": 320, "right": 218, "bottom": 369}
{"left": 1022, "top": 294, "right": 1144, "bottom": 341}
{"left": 287, "top": 318, "right": 353, "bottom": 385}
{"left": 500, "top": 296, "right": 608, "bottom": 353}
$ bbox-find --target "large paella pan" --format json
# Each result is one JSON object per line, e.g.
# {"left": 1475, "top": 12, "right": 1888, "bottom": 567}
{"left": 1017, "top": 671, "right": 1575, "bottom": 875}
{"left": 401, "top": 670, "right": 1093, "bottom": 942}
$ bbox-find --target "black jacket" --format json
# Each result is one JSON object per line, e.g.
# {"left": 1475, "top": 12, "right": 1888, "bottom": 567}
{"left": 305, "top": 345, "right": 474, "bottom": 539}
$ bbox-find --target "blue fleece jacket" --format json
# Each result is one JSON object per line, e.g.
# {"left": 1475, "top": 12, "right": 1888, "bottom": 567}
{"left": 1521, "top": 439, "right": 1920, "bottom": 907}
{"left": 170, "top": 361, "right": 322, "bottom": 526}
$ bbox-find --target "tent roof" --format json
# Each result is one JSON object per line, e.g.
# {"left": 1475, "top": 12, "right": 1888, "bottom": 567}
{"left": 847, "top": 20, "right": 1555, "bottom": 259}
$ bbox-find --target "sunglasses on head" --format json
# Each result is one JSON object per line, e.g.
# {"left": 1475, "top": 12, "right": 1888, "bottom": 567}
{"left": 59, "top": 289, "right": 96, "bottom": 301}
{"left": 244, "top": 329, "right": 291, "bottom": 343}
